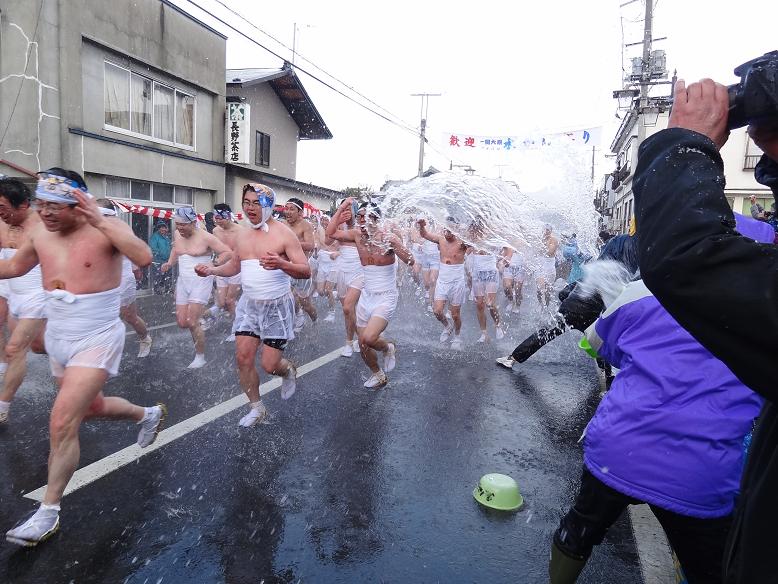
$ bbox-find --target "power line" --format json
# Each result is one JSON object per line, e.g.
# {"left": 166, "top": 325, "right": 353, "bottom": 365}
{"left": 184, "top": 0, "right": 421, "bottom": 140}
{"left": 207, "top": 0, "right": 417, "bottom": 132}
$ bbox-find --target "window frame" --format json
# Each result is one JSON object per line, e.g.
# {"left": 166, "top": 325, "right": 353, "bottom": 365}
{"left": 103, "top": 60, "right": 197, "bottom": 152}
{"left": 255, "top": 130, "right": 271, "bottom": 167}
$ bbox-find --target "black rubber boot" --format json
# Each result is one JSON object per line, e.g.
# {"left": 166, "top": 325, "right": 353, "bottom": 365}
{"left": 549, "top": 541, "right": 587, "bottom": 584}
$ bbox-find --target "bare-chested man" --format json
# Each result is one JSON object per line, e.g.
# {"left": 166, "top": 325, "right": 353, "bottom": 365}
{"left": 467, "top": 219, "right": 504, "bottom": 343}
{"left": 536, "top": 224, "right": 559, "bottom": 308}
{"left": 418, "top": 217, "right": 468, "bottom": 350}
{"left": 500, "top": 237, "right": 530, "bottom": 315}
{"left": 314, "top": 214, "right": 339, "bottom": 322}
{"left": 327, "top": 199, "right": 414, "bottom": 388}
{"left": 327, "top": 198, "right": 364, "bottom": 358}
{"left": 283, "top": 198, "right": 317, "bottom": 332}
{"left": 196, "top": 184, "right": 309, "bottom": 426}
{"left": 0, "top": 178, "right": 47, "bottom": 424}
{"left": 161, "top": 207, "right": 231, "bottom": 368}
{"left": 3, "top": 169, "right": 165, "bottom": 546}
{"left": 96, "top": 199, "right": 153, "bottom": 359}
{"left": 211, "top": 203, "right": 244, "bottom": 342}
{"left": 420, "top": 219, "right": 441, "bottom": 304}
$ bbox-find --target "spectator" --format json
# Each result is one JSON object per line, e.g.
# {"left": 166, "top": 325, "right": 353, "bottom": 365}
{"left": 149, "top": 220, "right": 172, "bottom": 293}
{"left": 633, "top": 77, "right": 778, "bottom": 584}
{"left": 749, "top": 194, "right": 765, "bottom": 220}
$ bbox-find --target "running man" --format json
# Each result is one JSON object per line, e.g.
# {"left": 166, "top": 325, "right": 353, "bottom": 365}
{"left": 418, "top": 218, "right": 468, "bottom": 349}
{"left": 326, "top": 198, "right": 364, "bottom": 357}
{"left": 501, "top": 239, "right": 528, "bottom": 314}
{"left": 327, "top": 199, "right": 414, "bottom": 388}
{"left": 3, "top": 168, "right": 165, "bottom": 546}
{"left": 467, "top": 219, "right": 503, "bottom": 343}
{"left": 96, "top": 199, "right": 153, "bottom": 358}
{"left": 196, "top": 184, "right": 309, "bottom": 426}
{"left": 211, "top": 203, "right": 244, "bottom": 341}
{"left": 161, "top": 207, "right": 231, "bottom": 369}
{"left": 536, "top": 224, "right": 559, "bottom": 308}
{"left": 0, "top": 178, "right": 47, "bottom": 424}
{"left": 315, "top": 214, "right": 339, "bottom": 322}
{"left": 420, "top": 219, "right": 441, "bottom": 304}
{"left": 283, "top": 197, "right": 317, "bottom": 332}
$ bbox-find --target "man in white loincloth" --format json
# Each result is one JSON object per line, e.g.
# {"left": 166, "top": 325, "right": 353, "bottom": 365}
{"left": 418, "top": 217, "right": 468, "bottom": 349}
{"left": 161, "top": 207, "right": 231, "bottom": 368}
{"left": 327, "top": 199, "right": 414, "bottom": 388}
{"left": 196, "top": 184, "right": 309, "bottom": 426}
{"left": 283, "top": 197, "right": 317, "bottom": 332}
{"left": 467, "top": 219, "right": 504, "bottom": 343}
{"left": 536, "top": 224, "right": 559, "bottom": 308}
{"left": 314, "top": 214, "right": 339, "bottom": 322}
{"left": 2, "top": 168, "right": 165, "bottom": 547}
{"left": 211, "top": 203, "right": 245, "bottom": 342}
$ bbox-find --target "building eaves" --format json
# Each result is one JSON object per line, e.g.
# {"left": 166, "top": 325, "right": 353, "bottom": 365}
{"left": 226, "top": 164, "right": 341, "bottom": 200}
{"left": 159, "top": 0, "right": 227, "bottom": 39}
{"left": 610, "top": 109, "right": 638, "bottom": 153}
{"left": 227, "top": 64, "right": 333, "bottom": 141}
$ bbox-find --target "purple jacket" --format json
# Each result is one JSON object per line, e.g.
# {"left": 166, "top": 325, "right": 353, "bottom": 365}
{"left": 583, "top": 214, "right": 770, "bottom": 518}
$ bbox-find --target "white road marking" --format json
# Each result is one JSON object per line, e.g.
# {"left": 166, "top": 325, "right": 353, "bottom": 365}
{"left": 24, "top": 347, "right": 344, "bottom": 502}
{"left": 628, "top": 504, "right": 677, "bottom": 583}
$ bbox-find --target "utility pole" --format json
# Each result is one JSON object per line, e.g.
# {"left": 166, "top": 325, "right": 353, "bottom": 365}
{"left": 636, "top": 0, "right": 653, "bottom": 145}
{"left": 411, "top": 93, "right": 441, "bottom": 177}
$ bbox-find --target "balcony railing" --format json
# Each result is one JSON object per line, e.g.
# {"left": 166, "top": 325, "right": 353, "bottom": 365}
{"left": 744, "top": 154, "right": 761, "bottom": 170}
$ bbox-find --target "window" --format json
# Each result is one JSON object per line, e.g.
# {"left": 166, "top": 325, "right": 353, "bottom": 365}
{"left": 176, "top": 91, "right": 195, "bottom": 147}
{"left": 104, "top": 61, "right": 196, "bottom": 149}
{"left": 154, "top": 84, "right": 175, "bottom": 142}
{"left": 174, "top": 187, "right": 193, "bottom": 205}
{"left": 104, "top": 62, "right": 130, "bottom": 130}
{"left": 744, "top": 136, "right": 763, "bottom": 170}
{"left": 153, "top": 184, "right": 174, "bottom": 203}
{"left": 105, "top": 177, "right": 130, "bottom": 199}
{"left": 256, "top": 131, "right": 270, "bottom": 167}
{"left": 131, "top": 181, "right": 151, "bottom": 201}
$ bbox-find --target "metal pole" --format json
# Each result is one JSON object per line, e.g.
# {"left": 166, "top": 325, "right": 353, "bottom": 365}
{"left": 640, "top": 0, "right": 653, "bottom": 110}
{"left": 411, "top": 93, "right": 441, "bottom": 177}
{"left": 591, "top": 145, "right": 596, "bottom": 183}
{"left": 292, "top": 22, "right": 297, "bottom": 66}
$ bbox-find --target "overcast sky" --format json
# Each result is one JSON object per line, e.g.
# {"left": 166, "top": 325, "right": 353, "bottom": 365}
{"left": 174, "top": 0, "right": 778, "bottom": 191}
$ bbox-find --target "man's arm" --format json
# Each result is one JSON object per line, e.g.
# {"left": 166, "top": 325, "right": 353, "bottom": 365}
{"left": 634, "top": 79, "right": 778, "bottom": 400}
{"left": 161, "top": 232, "right": 180, "bottom": 272}
{"left": 196, "top": 254, "right": 240, "bottom": 278}
{"left": 0, "top": 237, "right": 39, "bottom": 279}
{"left": 204, "top": 231, "right": 233, "bottom": 267}
{"left": 417, "top": 220, "right": 441, "bottom": 244}
{"left": 299, "top": 222, "right": 315, "bottom": 252}
{"left": 260, "top": 231, "right": 311, "bottom": 279}
{"left": 388, "top": 234, "right": 414, "bottom": 265}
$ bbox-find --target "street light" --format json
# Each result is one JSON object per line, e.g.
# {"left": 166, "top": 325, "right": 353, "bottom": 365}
{"left": 613, "top": 88, "right": 640, "bottom": 110}
{"left": 641, "top": 107, "right": 660, "bottom": 127}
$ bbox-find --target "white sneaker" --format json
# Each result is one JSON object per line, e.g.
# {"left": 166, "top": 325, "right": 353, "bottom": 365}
{"left": 281, "top": 364, "right": 297, "bottom": 400}
{"left": 439, "top": 327, "right": 452, "bottom": 343}
{"left": 137, "top": 335, "right": 153, "bottom": 358}
{"left": 6, "top": 506, "right": 60, "bottom": 547}
{"left": 451, "top": 336, "right": 463, "bottom": 350}
{"left": 364, "top": 370, "right": 388, "bottom": 388}
{"left": 137, "top": 404, "right": 167, "bottom": 448}
{"left": 224, "top": 333, "right": 236, "bottom": 343}
{"left": 352, "top": 339, "right": 361, "bottom": 353}
{"left": 294, "top": 313, "right": 306, "bottom": 331}
{"left": 495, "top": 327, "right": 505, "bottom": 340}
{"left": 323, "top": 311, "right": 336, "bottom": 323}
{"left": 496, "top": 356, "right": 515, "bottom": 369}
{"left": 187, "top": 354, "right": 206, "bottom": 369}
{"left": 477, "top": 332, "right": 488, "bottom": 343}
{"left": 341, "top": 343, "right": 354, "bottom": 358}
{"left": 384, "top": 343, "right": 397, "bottom": 373}
{"left": 239, "top": 402, "right": 267, "bottom": 427}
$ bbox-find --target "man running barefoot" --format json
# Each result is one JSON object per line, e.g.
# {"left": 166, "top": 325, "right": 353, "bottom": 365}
{"left": 328, "top": 199, "right": 414, "bottom": 388}
{"left": 284, "top": 198, "right": 317, "bottom": 332}
{"left": 196, "top": 184, "right": 309, "bottom": 426}
{"left": 211, "top": 204, "right": 244, "bottom": 342}
{"left": 467, "top": 220, "right": 504, "bottom": 343}
{"left": 326, "top": 198, "right": 364, "bottom": 357}
{"left": 0, "top": 178, "right": 47, "bottom": 424}
{"left": 536, "top": 224, "right": 559, "bottom": 308}
{"left": 315, "top": 214, "right": 339, "bottom": 322}
{"left": 418, "top": 218, "right": 468, "bottom": 349}
{"left": 96, "top": 200, "right": 153, "bottom": 358}
{"left": 3, "top": 169, "right": 165, "bottom": 547}
{"left": 161, "top": 207, "right": 231, "bottom": 369}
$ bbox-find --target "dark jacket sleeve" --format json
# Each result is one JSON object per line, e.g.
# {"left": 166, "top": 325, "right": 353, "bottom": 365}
{"left": 633, "top": 127, "right": 778, "bottom": 401}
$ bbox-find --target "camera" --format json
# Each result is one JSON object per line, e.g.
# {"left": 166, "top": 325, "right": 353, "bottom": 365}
{"left": 727, "top": 50, "right": 778, "bottom": 130}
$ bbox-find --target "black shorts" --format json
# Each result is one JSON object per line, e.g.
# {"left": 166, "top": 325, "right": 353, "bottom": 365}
{"left": 234, "top": 331, "right": 288, "bottom": 351}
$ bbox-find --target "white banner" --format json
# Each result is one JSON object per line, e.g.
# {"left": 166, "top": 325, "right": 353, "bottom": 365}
{"left": 226, "top": 102, "right": 250, "bottom": 164}
{"left": 444, "top": 127, "right": 602, "bottom": 151}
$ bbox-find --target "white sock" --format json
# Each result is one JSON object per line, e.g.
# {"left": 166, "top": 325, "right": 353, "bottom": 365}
{"left": 0, "top": 400, "right": 10, "bottom": 414}
{"left": 39, "top": 503, "right": 60, "bottom": 514}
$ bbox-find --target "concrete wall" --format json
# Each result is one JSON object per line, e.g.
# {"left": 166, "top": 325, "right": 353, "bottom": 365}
{"left": 226, "top": 83, "right": 299, "bottom": 180}
{"left": 0, "top": 0, "right": 225, "bottom": 204}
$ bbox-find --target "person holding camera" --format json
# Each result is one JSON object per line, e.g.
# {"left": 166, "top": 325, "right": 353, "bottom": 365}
{"left": 633, "top": 72, "right": 778, "bottom": 583}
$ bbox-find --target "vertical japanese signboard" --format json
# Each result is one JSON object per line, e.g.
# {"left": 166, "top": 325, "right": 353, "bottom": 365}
{"left": 226, "top": 103, "right": 250, "bottom": 164}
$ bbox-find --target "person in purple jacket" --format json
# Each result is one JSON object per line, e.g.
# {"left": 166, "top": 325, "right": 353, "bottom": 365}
{"left": 548, "top": 214, "right": 772, "bottom": 584}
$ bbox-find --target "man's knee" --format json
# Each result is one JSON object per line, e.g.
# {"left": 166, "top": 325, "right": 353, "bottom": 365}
{"left": 433, "top": 309, "right": 445, "bottom": 320}
{"left": 235, "top": 349, "right": 256, "bottom": 371}
{"left": 176, "top": 315, "right": 190, "bottom": 328}
{"left": 49, "top": 410, "right": 81, "bottom": 441}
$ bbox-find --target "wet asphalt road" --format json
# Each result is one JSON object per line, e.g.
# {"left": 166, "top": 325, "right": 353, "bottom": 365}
{"left": 0, "top": 282, "right": 641, "bottom": 583}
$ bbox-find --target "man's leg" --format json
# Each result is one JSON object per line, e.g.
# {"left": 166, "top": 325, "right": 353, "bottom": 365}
{"left": 299, "top": 295, "right": 317, "bottom": 322}
{"left": 486, "top": 292, "right": 501, "bottom": 326}
{"left": 550, "top": 468, "right": 634, "bottom": 583}
{"left": 341, "top": 287, "right": 361, "bottom": 345}
{"left": 537, "top": 277, "right": 549, "bottom": 307}
{"left": 428, "top": 269, "right": 439, "bottom": 303}
{"left": 475, "top": 296, "right": 488, "bottom": 334}
{"left": 432, "top": 299, "right": 450, "bottom": 330}
{"left": 651, "top": 506, "right": 733, "bottom": 584}
{"left": 120, "top": 303, "right": 148, "bottom": 339}
{"left": 233, "top": 334, "right": 268, "bottom": 426}
{"left": 0, "top": 318, "right": 45, "bottom": 414}
{"left": 358, "top": 317, "right": 390, "bottom": 372}
{"left": 502, "top": 277, "right": 514, "bottom": 304}
{"left": 514, "top": 281, "right": 524, "bottom": 309}
{"left": 0, "top": 297, "right": 8, "bottom": 374}
{"left": 450, "top": 304, "right": 462, "bottom": 335}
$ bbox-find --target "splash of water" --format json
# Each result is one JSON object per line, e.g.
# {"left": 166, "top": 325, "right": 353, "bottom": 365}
{"left": 576, "top": 260, "right": 633, "bottom": 308}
